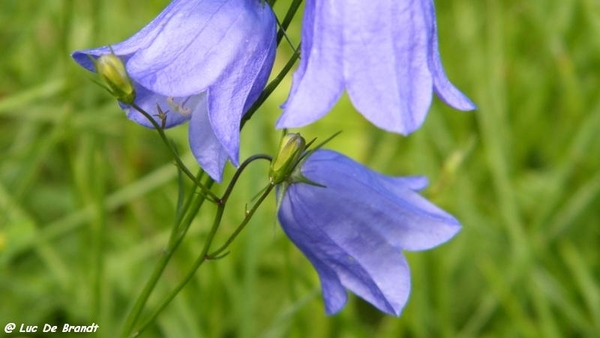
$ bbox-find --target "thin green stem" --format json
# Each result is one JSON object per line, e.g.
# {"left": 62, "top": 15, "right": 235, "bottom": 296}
{"left": 171, "top": 175, "right": 215, "bottom": 247}
{"left": 276, "top": 0, "right": 303, "bottom": 46}
{"left": 241, "top": 47, "right": 300, "bottom": 127}
{"left": 126, "top": 154, "right": 273, "bottom": 337}
{"left": 130, "top": 103, "right": 219, "bottom": 203}
{"left": 131, "top": 183, "right": 275, "bottom": 337}
{"left": 130, "top": 202, "right": 225, "bottom": 338}
{"left": 208, "top": 184, "right": 274, "bottom": 259}
{"left": 169, "top": 170, "right": 205, "bottom": 246}
{"left": 119, "top": 173, "right": 214, "bottom": 338}
{"left": 174, "top": 144, "right": 192, "bottom": 218}
{"left": 220, "top": 154, "right": 272, "bottom": 203}
{"left": 242, "top": 0, "right": 301, "bottom": 128}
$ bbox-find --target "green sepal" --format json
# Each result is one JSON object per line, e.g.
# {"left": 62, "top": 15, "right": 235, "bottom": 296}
{"left": 290, "top": 171, "right": 326, "bottom": 188}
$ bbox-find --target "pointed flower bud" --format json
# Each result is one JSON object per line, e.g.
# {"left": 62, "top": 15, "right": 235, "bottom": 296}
{"left": 94, "top": 54, "right": 135, "bottom": 104}
{"left": 269, "top": 133, "right": 306, "bottom": 185}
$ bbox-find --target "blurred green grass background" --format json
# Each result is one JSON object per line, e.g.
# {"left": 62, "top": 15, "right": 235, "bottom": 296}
{"left": 1, "top": 0, "right": 599, "bottom": 337}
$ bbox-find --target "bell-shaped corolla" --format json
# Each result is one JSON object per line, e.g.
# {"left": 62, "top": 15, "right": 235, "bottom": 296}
{"left": 73, "top": 0, "right": 277, "bottom": 181}
{"left": 277, "top": 149, "right": 461, "bottom": 315}
{"left": 278, "top": 0, "right": 475, "bottom": 135}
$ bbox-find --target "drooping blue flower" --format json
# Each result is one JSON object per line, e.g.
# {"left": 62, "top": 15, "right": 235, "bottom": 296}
{"left": 277, "top": 149, "right": 461, "bottom": 315}
{"left": 277, "top": 0, "right": 476, "bottom": 135}
{"left": 72, "top": 0, "right": 277, "bottom": 181}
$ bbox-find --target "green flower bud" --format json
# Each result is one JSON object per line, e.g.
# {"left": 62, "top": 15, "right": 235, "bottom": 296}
{"left": 95, "top": 54, "right": 136, "bottom": 104}
{"left": 270, "top": 133, "right": 307, "bottom": 184}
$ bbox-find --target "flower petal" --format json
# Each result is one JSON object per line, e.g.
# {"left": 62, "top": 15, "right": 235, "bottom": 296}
{"left": 277, "top": 0, "right": 344, "bottom": 129}
{"left": 188, "top": 92, "right": 229, "bottom": 182}
{"left": 344, "top": 0, "right": 433, "bottom": 135}
{"left": 301, "top": 150, "right": 461, "bottom": 252}
{"left": 277, "top": 0, "right": 475, "bottom": 134}
{"left": 424, "top": 0, "right": 476, "bottom": 111}
{"left": 127, "top": 0, "right": 275, "bottom": 98}
{"left": 71, "top": 0, "right": 185, "bottom": 71}
{"left": 278, "top": 202, "right": 348, "bottom": 314}
{"left": 204, "top": 3, "right": 276, "bottom": 167}
{"left": 279, "top": 187, "right": 410, "bottom": 315}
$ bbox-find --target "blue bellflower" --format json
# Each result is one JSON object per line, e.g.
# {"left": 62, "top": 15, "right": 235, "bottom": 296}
{"left": 277, "top": 149, "right": 461, "bottom": 315}
{"left": 277, "top": 0, "right": 476, "bottom": 135}
{"left": 72, "top": 0, "right": 277, "bottom": 181}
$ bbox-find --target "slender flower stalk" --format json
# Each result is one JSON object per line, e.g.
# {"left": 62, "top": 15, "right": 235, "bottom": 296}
{"left": 119, "top": 170, "right": 214, "bottom": 338}
{"left": 122, "top": 155, "right": 273, "bottom": 338}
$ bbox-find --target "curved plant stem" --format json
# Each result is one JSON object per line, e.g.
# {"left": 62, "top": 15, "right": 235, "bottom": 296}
{"left": 129, "top": 156, "right": 273, "bottom": 337}
{"left": 119, "top": 172, "right": 214, "bottom": 338}
{"left": 207, "top": 183, "right": 274, "bottom": 259}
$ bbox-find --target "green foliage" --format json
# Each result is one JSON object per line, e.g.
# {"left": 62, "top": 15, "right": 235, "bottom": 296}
{"left": 1, "top": 0, "right": 599, "bottom": 337}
